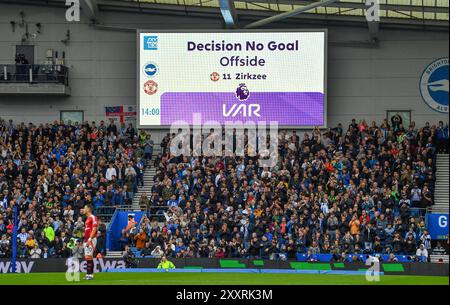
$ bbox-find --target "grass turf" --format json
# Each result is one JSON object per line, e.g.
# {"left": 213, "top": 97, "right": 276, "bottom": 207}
{"left": 0, "top": 272, "right": 448, "bottom": 285}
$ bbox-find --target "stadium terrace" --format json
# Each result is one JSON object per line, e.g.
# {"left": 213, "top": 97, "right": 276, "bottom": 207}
{"left": 1, "top": 118, "right": 448, "bottom": 265}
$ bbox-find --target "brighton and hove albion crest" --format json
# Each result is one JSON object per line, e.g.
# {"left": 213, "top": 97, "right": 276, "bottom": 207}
{"left": 143, "top": 62, "right": 158, "bottom": 78}
{"left": 419, "top": 57, "right": 449, "bottom": 113}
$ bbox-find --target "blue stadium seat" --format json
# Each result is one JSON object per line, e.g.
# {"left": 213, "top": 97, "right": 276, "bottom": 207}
{"left": 397, "top": 255, "right": 410, "bottom": 262}
{"left": 295, "top": 253, "right": 415, "bottom": 263}
{"left": 318, "top": 254, "right": 333, "bottom": 262}
{"left": 297, "top": 254, "right": 307, "bottom": 261}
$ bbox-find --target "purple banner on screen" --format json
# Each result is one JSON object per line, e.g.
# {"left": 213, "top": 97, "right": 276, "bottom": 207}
{"left": 160, "top": 92, "right": 324, "bottom": 126}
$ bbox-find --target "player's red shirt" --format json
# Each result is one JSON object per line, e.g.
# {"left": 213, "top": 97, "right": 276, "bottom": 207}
{"left": 84, "top": 214, "right": 99, "bottom": 242}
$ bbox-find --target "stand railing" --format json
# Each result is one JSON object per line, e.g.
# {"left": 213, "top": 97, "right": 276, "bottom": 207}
{"left": 0, "top": 64, "right": 69, "bottom": 85}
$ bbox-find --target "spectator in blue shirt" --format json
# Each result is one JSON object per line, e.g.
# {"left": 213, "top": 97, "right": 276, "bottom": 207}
{"left": 306, "top": 249, "right": 318, "bottom": 262}
{"left": 167, "top": 195, "right": 178, "bottom": 207}
{"left": 93, "top": 191, "right": 105, "bottom": 208}
{"left": 114, "top": 187, "right": 124, "bottom": 206}
{"left": 18, "top": 228, "right": 28, "bottom": 244}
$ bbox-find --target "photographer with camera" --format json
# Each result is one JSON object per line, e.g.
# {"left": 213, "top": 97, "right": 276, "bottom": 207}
{"left": 71, "top": 239, "right": 83, "bottom": 260}
{"left": 30, "top": 244, "right": 42, "bottom": 259}
{"left": 416, "top": 244, "right": 429, "bottom": 263}
{"left": 0, "top": 234, "right": 10, "bottom": 258}
{"left": 123, "top": 245, "right": 138, "bottom": 268}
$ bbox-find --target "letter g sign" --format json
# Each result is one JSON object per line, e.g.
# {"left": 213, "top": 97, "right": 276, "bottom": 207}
{"left": 438, "top": 215, "right": 448, "bottom": 228}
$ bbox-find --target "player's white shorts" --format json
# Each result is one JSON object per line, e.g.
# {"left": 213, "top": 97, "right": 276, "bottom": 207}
{"left": 83, "top": 238, "right": 97, "bottom": 257}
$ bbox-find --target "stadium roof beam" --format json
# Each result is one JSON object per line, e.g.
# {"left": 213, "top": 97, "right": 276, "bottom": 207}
{"left": 1, "top": 0, "right": 448, "bottom": 15}
{"left": 81, "top": 0, "right": 99, "bottom": 21}
{"left": 244, "top": 0, "right": 338, "bottom": 29}
{"left": 219, "top": 0, "right": 238, "bottom": 27}
{"left": 1, "top": 0, "right": 448, "bottom": 29}
{"left": 237, "top": 0, "right": 449, "bottom": 14}
{"left": 237, "top": 7, "right": 448, "bottom": 30}
{"left": 364, "top": 1, "right": 379, "bottom": 42}
{"left": 367, "top": 20, "right": 379, "bottom": 42}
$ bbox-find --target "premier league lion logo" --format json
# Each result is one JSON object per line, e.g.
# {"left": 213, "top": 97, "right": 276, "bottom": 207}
{"left": 236, "top": 83, "right": 250, "bottom": 101}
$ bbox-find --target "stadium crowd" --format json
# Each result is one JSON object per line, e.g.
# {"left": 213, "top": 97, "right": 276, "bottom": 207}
{"left": 0, "top": 117, "right": 154, "bottom": 259}
{"left": 0, "top": 116, "right": 448, "bottom": 262}
{"left": 126, "top": 118, "right": 448, "bottom": 262}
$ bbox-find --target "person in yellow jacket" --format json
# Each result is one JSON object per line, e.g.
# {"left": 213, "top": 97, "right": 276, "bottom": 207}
{"left": 43, "top": 223, "right": 55, "bottom": 242}
{"left": 157, "top": 256, "right": 175, "bottom": 271}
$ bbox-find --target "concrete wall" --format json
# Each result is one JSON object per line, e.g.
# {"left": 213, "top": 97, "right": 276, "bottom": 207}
{"left": 0, "top": 3, "right": 448, "bottom": 139}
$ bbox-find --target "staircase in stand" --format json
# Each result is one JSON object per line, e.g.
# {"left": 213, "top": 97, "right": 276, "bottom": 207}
{"left": 131, "top": 146, "right": 161, "bottom": 211}
{"left": 430, "top": 254, "right": 449, "bottom": 264}
{"left": 132, "top": 166, "right": 156, "bottom": 210}
{"left": 433, "top": 154, "right": 449, "bottom": 213}
{"left": 105, "top": 250, "right": 124, "bottom": 258}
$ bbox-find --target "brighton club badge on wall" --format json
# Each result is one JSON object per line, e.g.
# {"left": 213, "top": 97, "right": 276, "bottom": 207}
{"left": 419, "top": 57, "right": 449, "bottom": 114}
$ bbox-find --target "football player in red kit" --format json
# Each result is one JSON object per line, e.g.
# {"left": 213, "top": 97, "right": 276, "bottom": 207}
{"left": 82, "top": 204, "right": 99, "bottom": 280}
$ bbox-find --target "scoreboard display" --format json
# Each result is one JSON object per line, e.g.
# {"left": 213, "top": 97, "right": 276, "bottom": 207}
{"left": 137, "top": 30, "right": 327, "bottom": 128}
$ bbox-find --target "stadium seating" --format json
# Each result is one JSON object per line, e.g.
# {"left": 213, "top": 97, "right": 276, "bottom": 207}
{"left": 0, "top": 118, "right": 447, "bottom": 262}
{"left": 0, "top": 119, "right": 148, "bottom": 258}
{"left": 110, "top": 119, "right": 448, "bottom": 262}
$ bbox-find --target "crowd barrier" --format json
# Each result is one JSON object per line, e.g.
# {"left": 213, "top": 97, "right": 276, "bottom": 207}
{"left": 104, "top": 268, "right": 383, "bottom": 276}
{"left": 296, "top": 253, "right": 423, "bottom": 262}
{"left": 0, "top": 258, "right": 448, "bottom": 276}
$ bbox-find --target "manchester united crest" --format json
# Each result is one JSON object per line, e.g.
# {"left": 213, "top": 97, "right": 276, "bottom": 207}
{"left": 143, "top": 80, "right": 158, "bottom": 95}
{"left": 210, "top": 72, "right": 220, "bottom": 82}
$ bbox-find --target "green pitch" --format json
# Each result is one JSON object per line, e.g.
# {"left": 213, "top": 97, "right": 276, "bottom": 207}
{"left": 0, "top": 272, "right": 448, "bottom": 285}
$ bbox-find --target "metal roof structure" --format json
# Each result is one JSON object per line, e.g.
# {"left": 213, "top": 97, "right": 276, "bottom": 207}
{"left": 131, "top": 0, "right": 449, "bottom": 21}
{"left": 1, "top": 0, "right": 448, "bottom": 31}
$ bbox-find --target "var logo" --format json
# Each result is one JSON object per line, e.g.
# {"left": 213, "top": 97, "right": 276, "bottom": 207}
{"left": 223, "top": 104, "right": 261, "bottom": 117}
{"left": 0, "top": 261, "right": 34, "bottom": 273}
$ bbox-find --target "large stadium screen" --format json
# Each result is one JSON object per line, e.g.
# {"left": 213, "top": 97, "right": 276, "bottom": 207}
{"left": 137, "top": 30, "right": 327, "bottom": 128}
